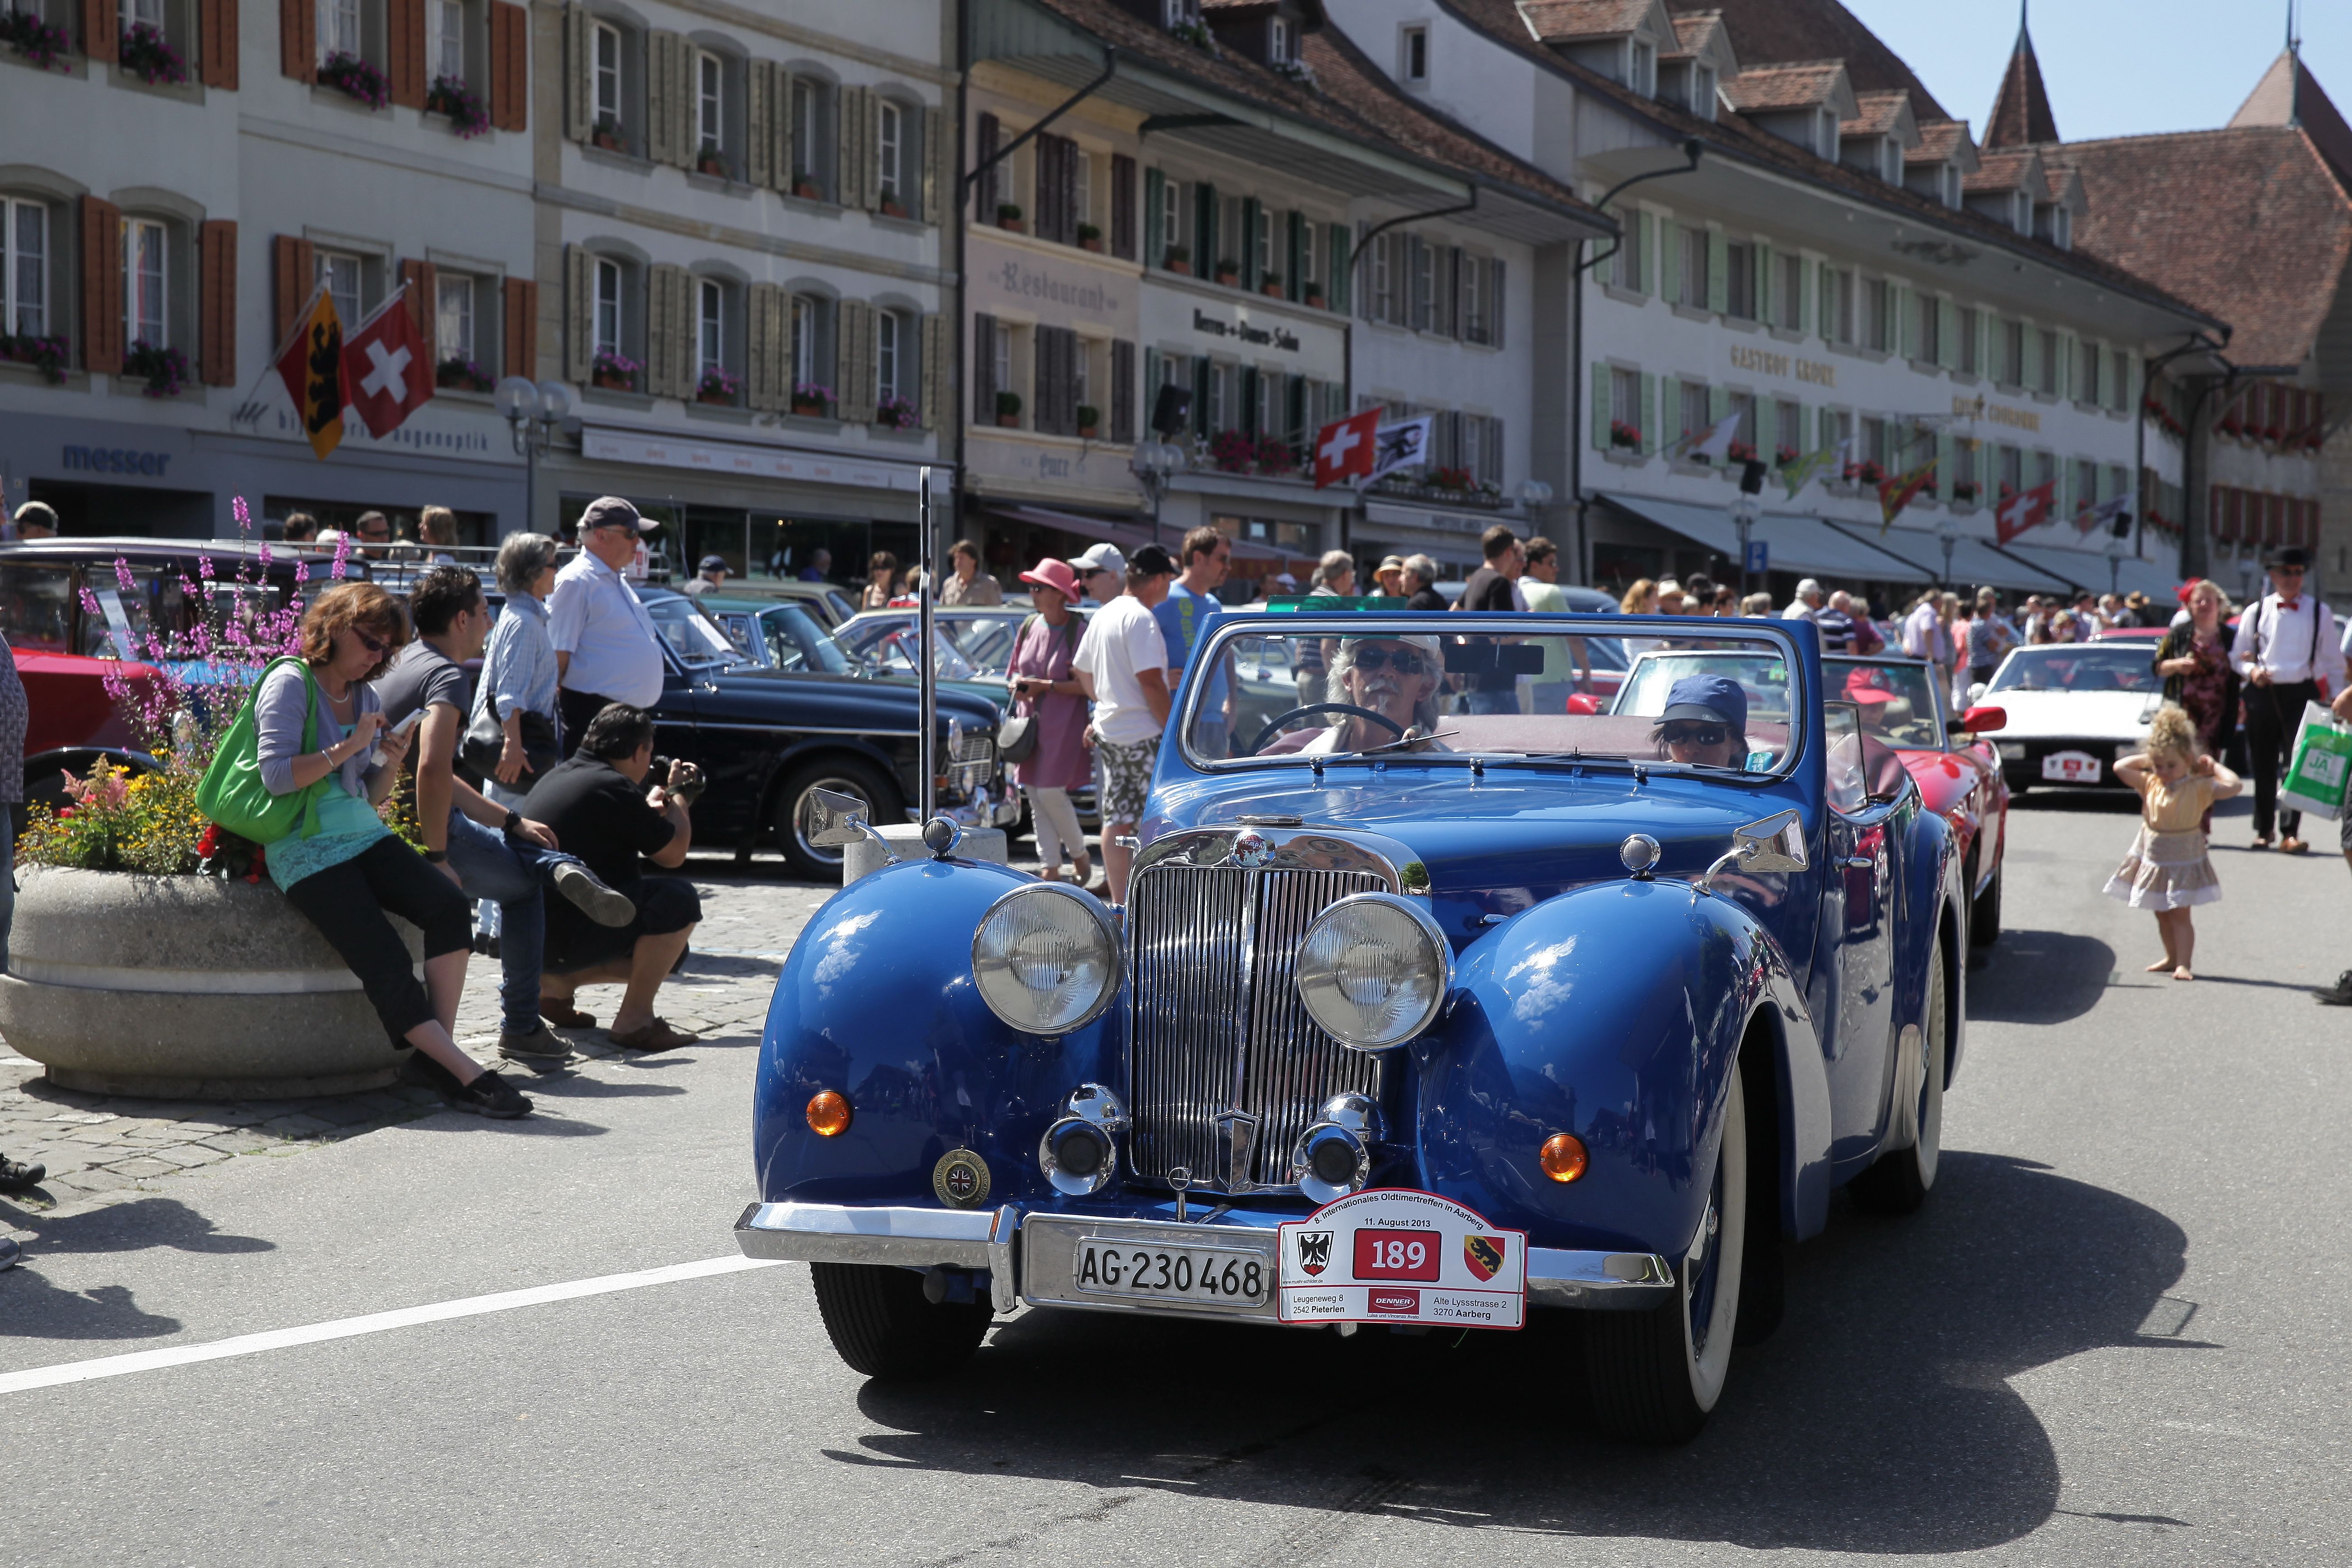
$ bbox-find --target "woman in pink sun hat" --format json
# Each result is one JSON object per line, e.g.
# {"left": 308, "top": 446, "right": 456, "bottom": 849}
{"left": 1008, "top": 557, "right": 1097, "bottom": 890}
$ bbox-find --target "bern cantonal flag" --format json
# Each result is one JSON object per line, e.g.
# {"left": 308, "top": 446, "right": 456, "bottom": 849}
{"left": 1365, "top": 415, "right": 1434, "bottom": 485}
{"left": 1877, "top": 459, "right": 1938, "bottom": 529}
{"left": 273, "top": 284, "right": 345, "bottom": 459}
{"left": 1994, "top": 478, "right": 2057, "bottom": 544}
{"left": 1312, "top": 408, "right": 1380, "bottom": 488}
{"left": 341, "top": 287, "right": 436, "bottom": 439}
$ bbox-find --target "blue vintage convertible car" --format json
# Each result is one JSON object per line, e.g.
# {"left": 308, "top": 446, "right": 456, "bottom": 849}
{"left": 738, "top": 612, "right": 1963, "bottom": 1442}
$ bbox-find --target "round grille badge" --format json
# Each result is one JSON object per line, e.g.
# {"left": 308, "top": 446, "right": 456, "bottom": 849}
{"left": 1230, "top": 830, "right": 1275, "bottom": 869}
{"left": 933, "top": 1149, "right": 992, "bottom": 1209}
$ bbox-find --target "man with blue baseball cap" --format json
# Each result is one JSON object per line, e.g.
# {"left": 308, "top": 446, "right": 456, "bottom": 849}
{"left": 1654, "top": 674, "right": 1748, "bottom": 769}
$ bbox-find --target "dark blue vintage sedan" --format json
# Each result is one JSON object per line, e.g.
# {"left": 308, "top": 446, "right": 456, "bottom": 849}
{"left": 738, "top": 612, "right": 1963, "bottom": 1441}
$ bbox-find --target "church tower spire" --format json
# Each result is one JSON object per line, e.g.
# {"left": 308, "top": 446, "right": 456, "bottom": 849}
{"left": 1985, "top": 0, "right": 2060, "bottom": 147}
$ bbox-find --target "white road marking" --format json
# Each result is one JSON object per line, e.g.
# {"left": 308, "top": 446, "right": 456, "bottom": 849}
{"left": 0, "top": 1254, "right": 782, "bottom": 1397}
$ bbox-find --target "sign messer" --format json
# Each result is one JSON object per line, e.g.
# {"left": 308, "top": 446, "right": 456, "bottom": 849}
{"left": 1276, "top": 1188, "right": 1527, "bottom": 1329}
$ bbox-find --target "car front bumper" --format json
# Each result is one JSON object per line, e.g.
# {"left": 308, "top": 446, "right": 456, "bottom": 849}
{"left": 734, "top": 1201, "right": 1676, "bottom": 1317}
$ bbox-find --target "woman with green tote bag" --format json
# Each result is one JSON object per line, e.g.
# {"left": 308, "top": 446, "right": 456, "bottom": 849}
{"left": 221, "top": 582, "right": 530, "bottom": 1118}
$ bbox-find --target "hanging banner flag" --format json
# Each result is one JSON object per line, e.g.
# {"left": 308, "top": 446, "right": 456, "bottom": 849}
{"left": 273, "top": 285, "right": 345, "bottom": 460}
{"left": 1311, "top": 407, "right": 1381, "bottom": 489}
{"left": 1365, "top": 415, "right": 1435, "bottom": 486}
{"left": 340, "top": 285, "right": 435, "bottom": 439}
{"left": 2075, "top": 493, "right": 2132, "bottom": 537}
{"left": 1686, "top": 411, "right": 1744, "bottom": 466}
{"left": 1995, "top": 478, "right": 2058, "bottom": 544}
{"left": 1778, "top": 438, "right": 1846, "bottom": 501}
{"left": 1878, "top": 459, "right": 1938, "bottom": 529}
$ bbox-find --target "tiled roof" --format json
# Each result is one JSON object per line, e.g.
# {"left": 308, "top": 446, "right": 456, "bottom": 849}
{"left": 2049, "top": 126, "right": 2352, "bottom": 368}
{"left": 1983, "top": 25, "right": 2059, "bottom": 148}
{"left": 1664, "top": 9, "right": 1725, "bottom": 61}
{"left": 1841, "top": 89, "right": 1912, "bottom": 140}
{"left": 1963, "top": 148, "right": 2046, "bottom": 199}
{"left": 1516, "top": 0, "right": 1657, "bottom": 43}
{"left": 1301, "top": 25, "right": 1599, "bottom": 220}
{"left": 1909, "top": 118, "right": 1975, "bottom": 167}
{"left": 1667, "top": 0, "right": 1947, "bottom": 121}
{"left": 2230, "top": 48, "right": 2352, "bottom": 186}
{"left": 1435, "top": 0, "right": 2218, "bottom": 325}
{"left": 1721, "top": 60, "right": 1846, "bottom": 113}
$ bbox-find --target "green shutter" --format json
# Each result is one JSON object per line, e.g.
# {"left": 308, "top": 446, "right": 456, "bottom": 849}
{"left": 1936, "top": 431, "right": 1953, "bottom": 499}
{"left": 1708, "top": 383, "right": 1729, "bottom": 427}
{"left": 1286, "top": 211, "right": 1303, "bottom": 301}
{"left": 1894, "top": 286, "right": 1913, "bottom": 360}
{"left": 1327, "top": 223, "right": 1350, "bottom": 312}
{"left": 1706, "top": 228, "right": 1727, "bottom": 316}
{"left": 1195, "top": 183, "right": 1218, "bottom": 272}
{"left": 1660, "top": 222, "right": 1681, "bottom": 307}
{"left": 1937, "top": 297, "right": 1957, "bottom": 369}
{"left": 1144, "top": 168, "right": 1165, "bottom": 267}
{"left": 1591, "top": 362, "right": 1611, "bottom": 450}
{"left": 1240, "top": 197, "right": 1260, "bottom": 290}
{"left": 1755, "top": 242, "right": 1774, "bottom": 326}
{"left": 1793, "top": 404, "right": 1809, "bottom": 453}
{"left": 1637, "top": 211, "right": 1655, "bottom": 294}
{"left": 1639, "top": 373, "right": 1656, "bottom": 452}
{"left": 1143, "top": 346, "right": 1160, "bottom": 422}
{"left": 2020, "top": 325, "right": 2040, "bottom": 392}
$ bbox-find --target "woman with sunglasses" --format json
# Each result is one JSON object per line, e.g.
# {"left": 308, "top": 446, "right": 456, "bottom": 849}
{"left": 252, "top": 582, "right": 530, "bottom": 1118}
{"left": 1650, "top": 674, "right": 1749, "bottom": 770}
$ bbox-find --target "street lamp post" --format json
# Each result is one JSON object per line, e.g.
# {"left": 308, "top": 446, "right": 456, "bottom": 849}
{"left": 1729, "top": 491, "right": 1759, "bottom": 598}
{"left": 494, "top": 377, "right": 575, "bottom": 533}
{"left": 1935, "top": 514, "right": 1960, "bottom": 589}
{"left": 1130, "top": 440, "right": 1182, "bottom": 550}
{"left": 2105, "top": 531, "right": 2131, "bottom": 598}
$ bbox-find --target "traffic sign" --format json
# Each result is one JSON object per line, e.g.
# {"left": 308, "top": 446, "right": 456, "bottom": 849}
{"left": 1743, "top": 540, "right": 1769, "bottom": 575}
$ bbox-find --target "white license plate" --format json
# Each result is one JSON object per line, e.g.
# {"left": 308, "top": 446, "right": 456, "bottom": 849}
{"left": 2042, "top": 750, "right": 2102, "bottom": 784}
{"left": 1073, "top": 1240, "right": 1270, "bottom": 1306}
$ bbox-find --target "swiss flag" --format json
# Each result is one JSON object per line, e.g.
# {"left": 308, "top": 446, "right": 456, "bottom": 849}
{"left": 1312, "top": 408, "right": 1380, "bottom": 490}
{"left": 340, "top": 288, "right": 435, "bottom": 439}
{"left": 1994, "top": 478, "right": 2056, "bottom": 545}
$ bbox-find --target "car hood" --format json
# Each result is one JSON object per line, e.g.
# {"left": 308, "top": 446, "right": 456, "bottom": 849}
{"left": 691, "top": 664, "right": 1001, "bottom": 729}
{"left": 1981, "top": 689, "right": 2153, "bottom": 741}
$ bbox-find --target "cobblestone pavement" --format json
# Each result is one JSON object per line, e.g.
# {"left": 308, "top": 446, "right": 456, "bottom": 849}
{"left": 0, "top": 856, "right": 842, "bottom": 1224}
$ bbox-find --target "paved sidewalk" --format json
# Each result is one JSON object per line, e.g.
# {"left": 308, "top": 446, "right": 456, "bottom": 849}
{"left": 0, "top": 863, "right": 837, "bottom": 1223}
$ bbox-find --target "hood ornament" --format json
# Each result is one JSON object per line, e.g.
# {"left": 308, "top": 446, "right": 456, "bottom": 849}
{"left": 1229, "top": 830, "right": 1276, "bottom": 869}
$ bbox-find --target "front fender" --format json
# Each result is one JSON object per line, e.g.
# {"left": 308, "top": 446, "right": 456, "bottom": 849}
{"left": 1896, "top": 796, "right": 1967, "bottom": 1086}
{"left": 756, "top": 857, "right": 1122, "bottom": 1206}
{"left": 1414, "top": 878, "right": 1832, "bottom": 1262}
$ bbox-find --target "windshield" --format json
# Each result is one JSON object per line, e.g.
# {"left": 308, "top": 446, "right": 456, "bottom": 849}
{"left": 755, "top": 603, "right": 854, "bottom": 674}
{"left": 640, "top": 592, "right": 747, "bottom": 668}
{"left": 1988, "top": 645, "right": 2160, "bottom": 694}
{"left": 0, "top": 563, "right": 76, "bottom": 653}
{"left": 839, "top": 613, "right": 1027, "bottom": 682}
{"left": 1181, "top": 617, "right": 1804, "bottom": 778}
{"left": 1826, "top": 657, "right": 1946, "bottom": 749}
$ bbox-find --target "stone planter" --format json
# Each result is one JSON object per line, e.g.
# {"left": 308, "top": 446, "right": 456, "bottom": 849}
{"left": 0, "top": 866, "right": 421, "bottom": 1099}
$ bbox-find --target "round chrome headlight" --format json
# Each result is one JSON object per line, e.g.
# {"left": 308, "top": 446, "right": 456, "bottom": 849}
{"left": 971, "top": 883, "right": 1123, "bottom": 1035}
{"left": 1293, "top": 892, "right": 1451, "bottom": 1050}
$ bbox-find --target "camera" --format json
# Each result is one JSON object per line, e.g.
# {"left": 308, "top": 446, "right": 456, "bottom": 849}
{"left": 650, "top": 755, "right": 707, "bottom": 807}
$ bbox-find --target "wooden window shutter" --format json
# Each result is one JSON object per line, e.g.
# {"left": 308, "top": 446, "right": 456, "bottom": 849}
{"left": 1110, "top": 339, "right": 1135, "bottom": 444}
{"left": 82, "top": 198, "right": 123, "bottom": 374}
{"left": 837, "top": 86, "right": 869, "bottom": 209}
{"left": 84, "top": 0, "right": 117, "bottom": 62}
{"left": 919, "top": 311, "right": 946, "bottom": 428}
{"left": 564, "top": 245, "right": 591, "bottom": 380}
{"left": 1110, "top": 154, "right": 1135, "bottom": 259}
{"left": 198, "top": 221, "right": 236, "bottom": 386}
{"left": 389, "top": 0, "right": 426, "bottom": 108}
{"left": 400, "top": 259, "right": 437, "bottom": 341}
{"left": 838, "top": 299, "right": 874, "bottom": 422}
{"left": 672, "top": 39, "right": 697, "bottom": 169}
{"left": 647, "top": 32, "right": 677, "bottom": 166}
{"left": 1326, "top": 223, "right": 1349, "bottom": 312}
{"left": 1143, "top": 169, "right": 1164, "bottom": 266}
{"left": 922, "top": 99, "right": 948, "bottom": 223}
{"left": 563, "top": 2, "right": 590, "bottom": 141}
{"left": 1239, "top": 197, "right": 1259, "bottom": 290}
{"left": 503, "top": 276, "right": 538, "bottom": 378}
{"left": 744, "top": 283, "right": 773, "bottom": 409}
{"left": 973, "top": 113, "right": 998, "bottom": 223}
{"left": 278, "top": 0, "right": 312, "bottom": 79}
{"left": 972, "top": 313, "right": 996, "bottom": 423}
{"left": 272, "top": 233, "right": 315, "bottom": 350}
{"left": 1490, "top": 258, "right": 1505, "bottom": 348}
{"left": 1590, "top": 363, "right": 1610, "bottom": 450}
{"left": 647, "top": 263, "right": 685, "bottom": 396}
{"left": 199, "top": 0, "right": 238, "bottom": 88}
{"left": 489, "top": 2, "right": 527, "bottom": 132}
{"left": 746, "top": 61, "right": 774, "bottom": 188}
{"left": 1034, "top": 327, "right": 1060, "bottom": 435}
{"left": 1284, "top": 212, "right": 1302, "bottom": 301}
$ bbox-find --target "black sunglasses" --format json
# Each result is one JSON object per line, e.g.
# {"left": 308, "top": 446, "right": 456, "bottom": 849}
{"left": 352, "top": 628, "right": 389, "bottom": 656}
{"left": 1351, "top": 648, "right": 1429, "bottom": 675}
{"left": 1661, "top": 722, "right": 1729, "bottom": 747}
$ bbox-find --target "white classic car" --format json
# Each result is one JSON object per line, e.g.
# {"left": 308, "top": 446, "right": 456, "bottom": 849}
{"left": 1971, "top": 642, "right": 2164, "bottom": 791}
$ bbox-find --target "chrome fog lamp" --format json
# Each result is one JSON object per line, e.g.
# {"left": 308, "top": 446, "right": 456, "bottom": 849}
{"left": 1294, "top": 892, "right": 1452, "bottom": 1050}
{"left": 971, "top": 883, "right": 1123, "bottom": 1035}
{"left": 1039, "top": 1083, "right": 1129, "bottom": 1196}
{"left": 1291, "top": 1092, "right": 1380, "bottom": 1203}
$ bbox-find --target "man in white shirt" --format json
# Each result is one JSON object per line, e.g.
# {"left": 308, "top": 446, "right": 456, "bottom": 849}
{"left": 1074, "top": 543, "right": 1176, "bottom": 903}
{"left": 2231, "top": 545, "right": 2345, "bottom": 851}
{"left": 1781, "top": 579, "right": 1824, "bottom": 622}
{"left": 550, "top": 496, "right": 667, "bottom": 752}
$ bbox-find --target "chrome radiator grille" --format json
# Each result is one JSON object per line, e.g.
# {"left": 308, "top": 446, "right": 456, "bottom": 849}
{"left": 1126, "top": 864, "right": 1386, "bottom": 1192}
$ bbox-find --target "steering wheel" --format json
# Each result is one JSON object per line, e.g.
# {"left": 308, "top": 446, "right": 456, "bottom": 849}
{"left": 1248, "top": 703, "right": 1406, "bottom": 756}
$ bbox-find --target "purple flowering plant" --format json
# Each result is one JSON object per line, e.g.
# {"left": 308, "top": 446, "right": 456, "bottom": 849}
{"left": 117, "top": 22, "right": 188, "bottom": 85}
{"left": 0, "top": 7, "right": 70, "bottom": 69}
{"left": 426, "top": 74, "right": 489, "bottom": 137}
{"left": 319, "top": 50, "right": 390, "bottom": 109}
{"left": 125, "top": 339, "right": 189, "bottom": 398}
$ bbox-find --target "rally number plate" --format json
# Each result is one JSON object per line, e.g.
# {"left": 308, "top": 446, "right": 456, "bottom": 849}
{"left": 1073, "top": 1240, "right": 1269, "bottom": 1306}
{"left": 2041, "top": 749, "right": 2101, "bottom": 784}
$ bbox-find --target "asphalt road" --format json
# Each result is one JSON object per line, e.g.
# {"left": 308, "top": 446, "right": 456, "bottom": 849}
{"left": 3, "top": 793, "right": 2348, "bottom": 1567}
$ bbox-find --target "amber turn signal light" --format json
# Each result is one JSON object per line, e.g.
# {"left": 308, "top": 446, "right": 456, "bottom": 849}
{"left": 806, "top": 1091, "right": 852, "bottom": 1137}
{"left": 1540, "top": 1132, "right": 1588, "bottom": 1183}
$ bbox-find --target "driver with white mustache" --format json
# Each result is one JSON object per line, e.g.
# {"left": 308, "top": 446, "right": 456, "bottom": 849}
{"left": 1296, "top": 634, "right": 1447, "bottom": 755}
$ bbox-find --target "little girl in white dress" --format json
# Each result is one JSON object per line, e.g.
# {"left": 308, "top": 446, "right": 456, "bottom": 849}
{"left": 2105, "top": 705, "right": 2241, "bottom": 981}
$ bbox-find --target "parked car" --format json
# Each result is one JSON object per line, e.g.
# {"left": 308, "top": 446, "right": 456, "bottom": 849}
{"left": 741, "top": 612, "right": 1964, "bottom": 1443}
{"left": 1972, "top": 642, "right": 2163, "bottom": 793}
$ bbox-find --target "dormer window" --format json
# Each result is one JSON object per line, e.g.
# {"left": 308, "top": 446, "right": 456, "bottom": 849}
{"left": 1693, "top": 65, "right": 1715, "bottom": 116}
{"left": 1941, "top": 165, "right": 1961, "bottom": 207}
{"left": 1817, "top": 110, "right": 1837, "bottom": 157}
{"left": 1161, "top": 0, "right": 1199, "bottom": 27}
{"left": 1632, "top": 40, "right": 1655, "bottom": 96}
{"left": 1269, "top": 16, "right": 1294, "bottom": 66}
{"left": 1401, "top": 23, "right": 1428, "bottom": 84}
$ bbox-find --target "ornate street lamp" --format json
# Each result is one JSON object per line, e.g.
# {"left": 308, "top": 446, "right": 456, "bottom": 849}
{"left": 494, "top": 377, "right": 575, "bottom": 534}
{"left": 1935, "top": 513, "right": 1961, "bottom": 588}
{"left": 1130, "top": 439, "right": 1184, "bottom": 550}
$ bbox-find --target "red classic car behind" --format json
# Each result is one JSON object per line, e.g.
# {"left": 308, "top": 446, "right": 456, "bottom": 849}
{"left": 1828, "top": 654, "right": 2010, "bottom": 952}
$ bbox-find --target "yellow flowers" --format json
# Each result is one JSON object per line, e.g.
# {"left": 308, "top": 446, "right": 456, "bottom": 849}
{"left": 20, "top": 756, "right": 206, "bottom": 875}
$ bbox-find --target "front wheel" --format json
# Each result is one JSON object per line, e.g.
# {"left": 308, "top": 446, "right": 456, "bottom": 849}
{"left": 1585, "top": 1069, "right": 1749, "bottom": 1444}
{"left": 1970, "top": 859, "right": 2003, "bottom": 949}
{"left": 774, "top": 758, "right": 901, "bottom": 882}
{"left": 809, "top": 1262, "right": 993, "bottom": 1379}
{"left": 1850, "top": 936, "right": 1948, "bottom": 1215}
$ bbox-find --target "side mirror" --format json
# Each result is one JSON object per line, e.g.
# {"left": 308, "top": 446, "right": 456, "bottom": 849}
{"left": 1731, "top": 808, "right": 1809, "bottom": 873}
{"left": 1967, "top": 681, "right": 1989, "bottom": 703}
{"left": 1959, "top": 705, "right": 2007, "bottom": 734}
{"left": 804, "top": 787, "right": 874, "bottom": 848}
{"left": 1563, "top": 692, "right": 1600, "bottom": 715}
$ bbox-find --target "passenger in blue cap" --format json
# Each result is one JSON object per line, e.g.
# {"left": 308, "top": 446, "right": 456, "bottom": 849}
{"left": 1654, "top": 674, "right": 1748, "bottom": 768}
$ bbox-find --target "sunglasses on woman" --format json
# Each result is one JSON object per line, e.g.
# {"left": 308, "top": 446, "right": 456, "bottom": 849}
{"left": 1351, "top": 648, "right": 1429, "bottom": 675}
{"left": 351, "top": 628, "right": 389, "bottom": 656}
{"left": 1660, "top": 722, "right": 1729, "bottom": 747}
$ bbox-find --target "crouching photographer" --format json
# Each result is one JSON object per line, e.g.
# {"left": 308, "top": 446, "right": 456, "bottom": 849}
{"left": 521, "top": 703, "right": 705, "bottom": 1051}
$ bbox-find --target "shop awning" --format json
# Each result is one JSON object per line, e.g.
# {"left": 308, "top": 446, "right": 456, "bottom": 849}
{"left": 1822, "top": 520, "right": 2075, "bottom": 594}
{"left": 983, "top": 505, "right": 1290, "bottom": 561}
{"left": 1997, "top": 540, "right": 2185, "bottom": 602}
{"left": 1595, "top": 492, "right": 1930, "bottom": 585}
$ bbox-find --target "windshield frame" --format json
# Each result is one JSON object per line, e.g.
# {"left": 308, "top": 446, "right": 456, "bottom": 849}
{"left": 1985, "top": 643, "right": 2160, "bottom": 696}
{"left": 1175, "top": 613, "right": 1813, "bottom": 784}
{"left": 640, "top": 589, "right": 752, "bottom": 672}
